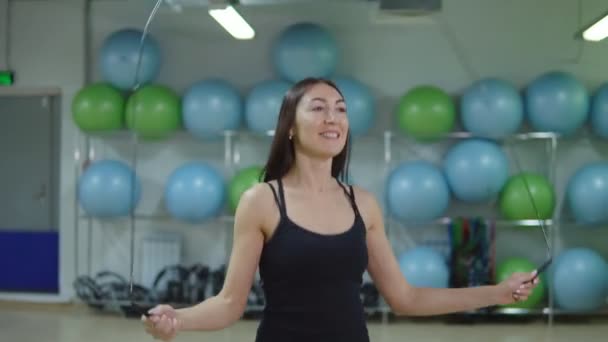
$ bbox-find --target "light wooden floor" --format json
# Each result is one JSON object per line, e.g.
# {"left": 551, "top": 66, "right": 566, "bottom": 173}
{"left": 1, "top": 301, "right": 607, "bottom": 342}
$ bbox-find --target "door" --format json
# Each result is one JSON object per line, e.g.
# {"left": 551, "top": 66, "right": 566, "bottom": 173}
{"left": 0, "top": 94, "right": 60, "bottom": 293}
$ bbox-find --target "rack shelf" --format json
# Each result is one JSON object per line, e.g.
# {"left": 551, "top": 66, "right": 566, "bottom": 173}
{"left": 73, "top": 127, "right": 575, "bottom": 146}
{"left": 78, "top": 212, "right": 559, "bottom": 228}
{"left": 78, "top": 213, "right": 235, "bottom": 223}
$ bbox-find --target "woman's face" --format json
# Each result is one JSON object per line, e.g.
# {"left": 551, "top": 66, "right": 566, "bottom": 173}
{"left": 291, "top": 83, "right": 349, "bottom": 159}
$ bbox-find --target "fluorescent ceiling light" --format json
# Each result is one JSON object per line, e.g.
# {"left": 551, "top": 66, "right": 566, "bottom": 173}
{"left": 582, "top": 12, "right": 608, "bottom": 42}
{"left": 208, "top": 5, "right": 255, "bottom": 40}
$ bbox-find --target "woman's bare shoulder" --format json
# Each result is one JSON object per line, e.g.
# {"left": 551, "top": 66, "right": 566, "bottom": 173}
{"left": 234, "top": 181, "right": 281, "bottom": 230}
{"left": 349, "top": 185, "right": 383, "bottom": 230}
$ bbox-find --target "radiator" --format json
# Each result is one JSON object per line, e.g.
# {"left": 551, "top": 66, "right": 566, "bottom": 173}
{"left": 141, "top": 232, "right": 182, "bottom": 289}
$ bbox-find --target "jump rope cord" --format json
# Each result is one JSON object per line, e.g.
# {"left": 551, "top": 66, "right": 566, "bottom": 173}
{"left": 128, "top": 0, "right": 164, "bottom": 301}
{"left": 508, "top": 144, "right": 552, "bottom": 259}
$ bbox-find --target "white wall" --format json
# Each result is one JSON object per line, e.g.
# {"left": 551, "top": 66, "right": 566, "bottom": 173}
{"left": 3, "top": 0, "right": 608, "bottom": 300}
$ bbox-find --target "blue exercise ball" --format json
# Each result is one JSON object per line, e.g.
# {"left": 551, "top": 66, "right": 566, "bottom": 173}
{"left": 182, "top": 79, "right": 243, "bottom": 140}
{"left": 398, "top": 246, "right": 449, "bottom": 288}
{"left": 245, "top": 80, "right": 292, "bottom": 135}
{"left": 566, "top": 162, "right": 608, "bottom": 224}
{"left": 99, "top": 28, "right": 162, "bottom": 91}
{"left": 551, "top": 248, "right": 608, "bottom": 311}
{"left": 272, "top": 22, "right": 338, "bottom": 83}
{"left": 461, "top": 78, "right": 523, "bottom": 139}
{"left": 78, "top": 159, "right": 141, "bottom": 217}
{"left": 164, "top": 162, "right": 225, "bottom": 223}
{"left": 443, "top": 139, "right": 509, "bottom": 203}
{"left": 590, "top": 83, "right": 608, "bottom": 139}
{"left": 525, "top": 71, "right": 589, "bottom": 135}
{"left": 333, "top": 77, "right": 376, "bottom": 136}
{"left": 386, "top": 161, "right": 450, "bottom": 222}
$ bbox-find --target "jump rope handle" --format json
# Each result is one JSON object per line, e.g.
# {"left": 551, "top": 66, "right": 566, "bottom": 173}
{"left": 526, "top": 257, "right": 553, "bottom": 284}
{"left": 130, "top": 301, "right": 151, "bottom": 317}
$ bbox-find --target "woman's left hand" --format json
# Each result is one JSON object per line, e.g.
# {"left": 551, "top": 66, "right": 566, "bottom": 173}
{"left": 495, "top": 270, "right": 539, "bottom": 305}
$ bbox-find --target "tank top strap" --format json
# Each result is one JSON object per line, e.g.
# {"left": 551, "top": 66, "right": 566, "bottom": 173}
{"left": 266, "top": 181, "right": 286, "bottom": 217}
{"left": 335, "top": 179, "right": 361, "bottom": 218}
{"left": 277, "top": 178, "right": 287, "bottom": 213}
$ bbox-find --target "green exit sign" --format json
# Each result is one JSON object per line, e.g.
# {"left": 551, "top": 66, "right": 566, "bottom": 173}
{"left": 0, "top": 70, "right": 14, "bottom": 86}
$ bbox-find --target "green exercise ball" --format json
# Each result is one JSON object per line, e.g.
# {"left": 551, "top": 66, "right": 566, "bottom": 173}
{"left": 72, "top": 83, "right": 125, "bottom": 132}
{"left": 396, "top": 85, "right": 455, "bottom": 141}
{"left": 499, "top": 172, "right": 555, "bottom": 221}
{"left": 228, "top": 166, "right": 263, "bottom": 213}
{"left": 496, "top": 257, "right": 546, "bottom": 309}
{"left": 125, "top": 84, "right": 181, "bottom": 139}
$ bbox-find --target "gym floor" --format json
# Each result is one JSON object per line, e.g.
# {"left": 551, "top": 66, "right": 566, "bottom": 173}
{"left": 2, "top": 301, "right": 606, "bottom": 342}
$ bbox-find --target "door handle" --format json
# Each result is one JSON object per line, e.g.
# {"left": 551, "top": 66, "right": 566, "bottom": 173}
{"left": 34, "top": 184, "right": 47, "bottom": 201}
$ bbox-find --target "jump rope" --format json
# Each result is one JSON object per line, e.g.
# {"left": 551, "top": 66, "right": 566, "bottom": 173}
{"left": 122, "top": 0, "right": 552, "bottom": 318}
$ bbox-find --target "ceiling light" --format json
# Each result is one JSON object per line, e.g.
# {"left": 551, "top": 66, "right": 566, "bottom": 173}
{"left": 208, "top": 4, "right": 255, "bottom": 40}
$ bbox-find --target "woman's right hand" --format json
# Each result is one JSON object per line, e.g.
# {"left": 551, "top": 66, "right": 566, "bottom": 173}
{"left": 141, "top": 304, "right": 181, "bottom": 341}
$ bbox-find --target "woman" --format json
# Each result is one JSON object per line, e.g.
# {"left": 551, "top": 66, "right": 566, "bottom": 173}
{"left": 142, "top": 78, "right": 539, "bottom": 341}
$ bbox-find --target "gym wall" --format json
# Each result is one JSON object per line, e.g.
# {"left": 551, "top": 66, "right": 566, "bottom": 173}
{"left": 3, "top": 0, "right": 608, "bottom": 300}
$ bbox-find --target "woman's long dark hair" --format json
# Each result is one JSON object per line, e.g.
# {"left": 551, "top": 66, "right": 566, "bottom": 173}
{"left": 261, "top": 77, "right": 351, "bottom": 183}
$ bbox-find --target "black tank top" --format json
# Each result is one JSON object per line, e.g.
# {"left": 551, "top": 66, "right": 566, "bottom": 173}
{"left": 255, "top": 178, "right": 370, "bottom": 342}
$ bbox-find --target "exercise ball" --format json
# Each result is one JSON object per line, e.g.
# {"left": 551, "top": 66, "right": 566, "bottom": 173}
{"left": 396, "top": 85, "right": 455, "bottom": 141}
{"left": 551, "top": 248, "right": 608, "bottom": 311}
{"left": 164, "top": 162, "right": 225, "bottom": 223}
{"left": 272, "top": 22, "right": 338, "bottom": 83}
{"left": 245, "top": 80, "right": 291, "bottom": 135}
{"left": 125, "top": 84, "right": 181, "bottom": 139}
{"left": 398, "top": 246, "right": 449, "bottom": 288}
{"left": 183, "top": 79, "right": 243, "bottom": 139}
{"left": 525, "top": 71, "right": 589, "bottom": 135}
{"left": 78, "top": 159, "right": 141, "bottom": 217}
{"left": 72, "top": 83, "right": 125, "bottom": 132}
{"left": 496, "top": 257, "right": 546, "bottom": 309}
{"left": 499, "top": 172, "right": 555, "bottom": 220}
{"left": 461, "top": 78, "right": 524, "bottom": 139}
{"left": 566, "top": 162, "right": 608, "bottom": 224}
{"left": 333, "top": 76, "right": 375, "bottom": 136}
{"left": 386, "top": 161, "right": 450, "bottom": 222}
{"left": 228, "top": 166, "right": 263, "bottom": 213}
{"left": 443, "top": 139, "right": 509, "bottom": 203}
{"left": 590, "top": 82, "right": 608, "bottom": 139}
{"left": 99, "top": 28, "right": 161, "bottom": 90}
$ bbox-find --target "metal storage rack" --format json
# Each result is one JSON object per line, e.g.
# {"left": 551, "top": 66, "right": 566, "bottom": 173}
{"left": 72, "top": 128, "right": 608, "bottom": 322}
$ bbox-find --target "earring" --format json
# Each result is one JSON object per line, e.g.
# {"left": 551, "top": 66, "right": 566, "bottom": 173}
{"left": 289, "top": 133, "right": 293, "bottom": 140}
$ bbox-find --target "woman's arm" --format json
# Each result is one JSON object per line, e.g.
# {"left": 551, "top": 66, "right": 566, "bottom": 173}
{"left": 172, "top": 183, "right": 270, "bottom": 330}
{"left": 357, "top": 188, "right": 537, "bottom": 316}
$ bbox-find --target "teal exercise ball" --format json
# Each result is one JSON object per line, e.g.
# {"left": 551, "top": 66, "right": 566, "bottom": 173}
{"left": 461, "top": 78, "right": 523, "bottom": 139}
{"left": 182, "top": 79, "right": 243, "bottom": 140}
{"left": 590, "top": 82, "right": 608, "bottom": 139}
{"left": 551, "top": 248, "right": 608, "bottom": 311}
{"left": 525, "top": 71, "right": 589, "bottom": 135}
{"left": 398, "top": 247, "right": 449, "bottom": 288}
{"left": 245, "top": 80, "right": 291, "bottom": 135}
{"left": 443, "top": 139, "right": 509, "bottom": 203}
{"left": 164, "top": 162, "right": 226, "bottom": 224}
{"left": 566, "top": 162, "right": 608, "bottom": 224}
{"left": 99, "top": 28, "right": 161, "bottom": 90}
{"left": 333, "top": 76, "right": 375, "bottom": 136}
{"left": 386, "top": 161, "right": 450, "bottom": 222}
{"left": 78, "top": 159, "right": 141, "bottom": 217}
{"left": 272, "top": 22, "right": 338, "bottom": 83}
